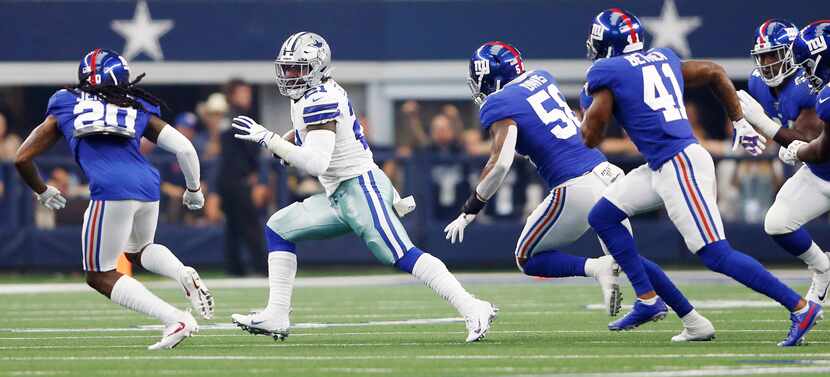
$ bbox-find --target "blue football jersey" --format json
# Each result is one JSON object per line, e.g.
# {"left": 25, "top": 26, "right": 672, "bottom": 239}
{"left": 479, "top": 70, "right": 606, "bottom": 188}
{"left": 586, "top": 47, "right": 697, "bottom": 170}
{"left": 818, "top": 84, "right": 830, "bottom": 123}
{"left": 749, "top": 70, "right": 830, "bottom": 181}
{"left": 46, "top": 89, "right": 161, "bottom": 201}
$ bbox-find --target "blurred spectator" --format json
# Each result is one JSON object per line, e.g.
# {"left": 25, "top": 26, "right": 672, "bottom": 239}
{"left": 426, "top": 113, "right": 462, "bottom": 155}
{"left": 196, "top": 93, "right": 228, "bottom": 161}
{"left": 422, "top": 113, "right": 468, "bottom": 220}
{"left": 461, "top": 128, "right": 489, "bottom": 156}
{"left": 34, "top": 167, "right": 88, "bottom": 229}
{"left": 0, "top": 113, "right": 22, "bottom": 161}
{"left": 396, "top": 100, "right": 430, "bottom": 157}
{"left": 158, "top": 112, "right": 213, "bottom": 225}
{"left": 217, "top": 79, "right": 267, "bottom": 276}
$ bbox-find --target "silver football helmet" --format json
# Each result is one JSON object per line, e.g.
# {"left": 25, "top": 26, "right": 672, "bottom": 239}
{"left": 274, "top": 32, "right": 332, "bottom": 99}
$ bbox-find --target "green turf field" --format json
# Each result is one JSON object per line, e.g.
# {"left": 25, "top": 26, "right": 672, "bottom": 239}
{"left": 0, "top": 274, "right": 828, "bottom": 377}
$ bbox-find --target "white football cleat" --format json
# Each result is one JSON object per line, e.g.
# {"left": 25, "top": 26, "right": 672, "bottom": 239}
{"left": 806, "top": 259, "right": 830, "bottom": 306}
{"left": 231, "top": 312, "right": 290, "bottom": 341}
{"left": 147, "top": 311, "right": 198, "bottom": 350}
{"left": 464, "top": 299, "right": 498, "bottom": 343}
{"left": 594, "top": 255, "right": 622, "bottom": 316}
{"left": 179, "top": 266, "right": 214, "bottom": 320}
{"left": 671, "top": 315, "right": 716, "bottom": 342}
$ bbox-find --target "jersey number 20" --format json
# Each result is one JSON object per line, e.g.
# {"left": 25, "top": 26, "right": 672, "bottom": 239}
{"left": 642, "top": 64, "right": 688, "bottom": 122}
{"left": 527, "top": 84, "right": 581, "bottom": 139}
{"left": 73, "top": 100, "right": 138, "bottom": 131}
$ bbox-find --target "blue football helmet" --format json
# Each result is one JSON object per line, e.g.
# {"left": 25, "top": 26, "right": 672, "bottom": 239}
{"left": 78, "top": 48, "right": 131, "bottom": 87}
{"left": 586, "top": 8, "right": 644, "bottom": 60}
{"left": 792, "top": 21, "right": 830, "bottom": 93}
{"left": 467, "top": 41, "right": 525, "bottom": 105}
{"left": 751, "top": 19, "right": 799, "bottom": 87}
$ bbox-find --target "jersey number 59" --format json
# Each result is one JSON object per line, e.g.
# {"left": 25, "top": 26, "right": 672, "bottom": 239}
{"left": 526, "top": 84, "right": 581, "bottom": 139}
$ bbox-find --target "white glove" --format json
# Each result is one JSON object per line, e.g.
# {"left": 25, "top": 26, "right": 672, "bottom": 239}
{"left": 182, "top": 188, "right": 205, "bottom": 210}
{"left": 732, "top": 118, "right": 767, "bottom": 156}
{"left": 36, "top": 185, "right": 67, "bottom": 210}
{"left": 737, "top": 90, "right": 781, "bottom": 138}
{"left": 232, "top": 116, "right": 275, "bottom": 147}
{"left": 393, "top": 195, "right": 416, "bottom": 217}
{"left": 778, "top": 140, "right": 807, "bottom": 166}
{"left": 443, "top": 213, "right": 476, "bottom": 244}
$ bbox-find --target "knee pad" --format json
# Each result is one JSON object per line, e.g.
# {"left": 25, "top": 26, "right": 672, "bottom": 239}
{"left": 763, "top": 205, "right": 792, "bottom": 236}
{"left": 588, "top": 198, "right": 628, "bottom": 231}
{"left": 395, "top": 247, "right": 424, "bottom": 273}
{"left": 265, "top": 226, "right": 296, "bottom": 253}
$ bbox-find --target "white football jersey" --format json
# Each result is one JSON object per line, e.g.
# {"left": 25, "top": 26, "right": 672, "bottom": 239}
{"left": 290, "top": 79, "right": 376, "bottom": 195}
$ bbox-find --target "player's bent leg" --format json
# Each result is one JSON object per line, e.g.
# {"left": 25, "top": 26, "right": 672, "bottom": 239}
{"left": 87, "top": 270, "right": 197, "bottom": 350}
{"left": 637, "top": 256, "right": 715, "bottom": 341}
{"left": 589, "top": 198, "right": 656, "bottom": 299}
{"left": 232, "top": 194, "right": 349, "bottom": 340}
{"left": 764, "top": 169, "right": 830, "bottom": 303}
{"left": 516, "top": 180, "right": 622, "bottom": 315}
{"left": 123, "top": 202, "right": 214, "bottom": 319}
{"left": 395, "top": 248, "right": 497, "bottom": 342}
{"left": 341, "top": 169, "right": 496, "bottom": 342}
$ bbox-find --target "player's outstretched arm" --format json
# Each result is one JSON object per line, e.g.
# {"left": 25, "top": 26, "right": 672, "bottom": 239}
{"left": 737, "top": 90, "right": 820, "bottom": 147}
{"left": 581, "top": 88, "right": 614, "bottom": 148}
{"left": 14, "top": 116, "right": 67, "bottom": 210}
{"left": 684, "top": 61, "right": 767, "bottom": 155}
{"left": 232, "top": 116, "right": 335, "bottom": 176}
{"left": 444, "top": 119, "right": 517, "bottom": 244}
{"left": 145, "top": 116, "right": 204, "bottom": 210}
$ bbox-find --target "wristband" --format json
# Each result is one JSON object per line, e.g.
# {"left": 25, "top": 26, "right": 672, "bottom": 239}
{"left": 461, "top": 193, "right": 487, "bottom": 215}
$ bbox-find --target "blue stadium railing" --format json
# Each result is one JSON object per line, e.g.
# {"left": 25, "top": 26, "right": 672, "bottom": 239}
{"left": 1, "top": 153, "right": 828, "bottom": 271}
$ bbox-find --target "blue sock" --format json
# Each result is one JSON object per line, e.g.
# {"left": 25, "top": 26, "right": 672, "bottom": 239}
{"left": 394, "top": 247, "right": 423, "bottom": 273}
{"left": 698, "top": 240, "right": 801, "bottom": 311}
{"left": 522, "top": 250, "right": 588, "bottom": 278}
{"left": 641, "top": 256, "right": 693, "bottom": 317}
{"left": 265, "top": 226, "right": 296, "bottom": 253}
{"left": 771, "top": 228, "right": 813, "bottom": 257}
{"left": 588, "top": 198, "right": 655, "bottom": 296}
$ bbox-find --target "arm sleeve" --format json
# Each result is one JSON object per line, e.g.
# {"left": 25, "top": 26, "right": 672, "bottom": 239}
{"left": 156, "top": 125, "right": 201, "bottom": 191}
{"left": 266, "top": 129, "right": 336, "bottom": 176}
{"left": 474, "top": 125, "right": 517, "bottom": 201}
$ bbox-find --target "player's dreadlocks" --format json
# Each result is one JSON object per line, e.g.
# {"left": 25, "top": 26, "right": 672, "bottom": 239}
{"left": 69, "top": 73, "right": 170, "bottom": 112}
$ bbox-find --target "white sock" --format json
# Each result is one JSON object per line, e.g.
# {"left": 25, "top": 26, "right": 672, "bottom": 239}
{"left": 139, "top": 244, "right": 185, "bottom": 280}
{"left": 680, "top": 309, "right": 704, "bottom": 327}
{"left": 640, "top": 296, "right": 658, "bottom": 305}
{"left": 261, "top": 252, "right": 297, "bottom": 318}
{"left": 794, "top": 303, "right": 810, "bottom": 315}
{"left": 411, "top": 253, "right": 476, "bottom": 316}
{"left": 110, "top": 275, "right": 182, "bottom": 325}
{"left": 583, "top": 258, "right": 601, "bottom": 277}
{"left": 798, "top": 243, "right": 830, "bottom": 272}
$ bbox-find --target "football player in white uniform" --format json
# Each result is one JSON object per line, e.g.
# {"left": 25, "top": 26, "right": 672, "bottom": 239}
{"left": 229, "top": 32, "right": 497, "bottom": 342}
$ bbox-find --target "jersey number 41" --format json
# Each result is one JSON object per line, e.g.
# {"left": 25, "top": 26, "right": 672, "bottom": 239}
{"left": 643, "top": 63, "right": 688, "bottom": 122}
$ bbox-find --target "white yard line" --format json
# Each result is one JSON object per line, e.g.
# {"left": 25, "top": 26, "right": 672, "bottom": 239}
{"left": 0, "top": 271, "right": 812, "bottom": 295}
{"left": 511, "top": 366, "right": 830, "bottom": 377}
{"left": 2, "top": 354, "right": 830, "bottom": 362}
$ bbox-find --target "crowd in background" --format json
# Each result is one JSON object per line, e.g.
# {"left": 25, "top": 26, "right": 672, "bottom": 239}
{"left": 0, "top": 80, "right": 814, "bottom": 274}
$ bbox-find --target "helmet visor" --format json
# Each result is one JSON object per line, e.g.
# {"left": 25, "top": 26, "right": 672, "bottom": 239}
{"left": 752, "top": 46, "right": 795, "bottom": 86}
{"left": 274, "top": 61, "right": 311, "bottom": 93}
